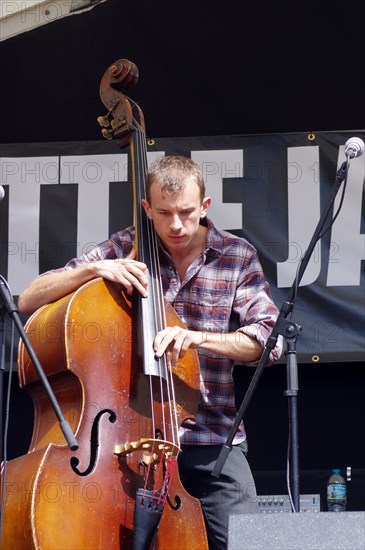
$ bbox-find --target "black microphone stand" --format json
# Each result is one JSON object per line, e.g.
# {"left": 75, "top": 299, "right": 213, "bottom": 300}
{"left": 0, "top": 304, "right": 6, "bottom": 463}
{"left": 212, "top": 157, "right": 351, "bottom": 512}
{"left": 0, "top": 276, "right": 78, "bottom": 457}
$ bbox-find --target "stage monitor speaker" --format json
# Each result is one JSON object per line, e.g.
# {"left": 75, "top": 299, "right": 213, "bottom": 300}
{"left": 228, "top": 511, "right": 365, "bottom": 550}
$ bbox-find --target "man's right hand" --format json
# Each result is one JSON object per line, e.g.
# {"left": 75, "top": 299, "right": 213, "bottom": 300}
{"left": 92, "top": 258, "right": 148, "bottom": 297}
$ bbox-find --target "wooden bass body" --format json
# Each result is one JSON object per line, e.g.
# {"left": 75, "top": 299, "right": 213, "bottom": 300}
{"left": 1, "top": 278, "right": 208, "bottom": 549}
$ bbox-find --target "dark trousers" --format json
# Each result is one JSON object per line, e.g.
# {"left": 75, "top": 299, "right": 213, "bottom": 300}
{"left": 178, "top": 442, "right": 257, "bottom": 550}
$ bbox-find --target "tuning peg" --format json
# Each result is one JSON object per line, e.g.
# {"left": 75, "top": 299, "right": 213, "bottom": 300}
{"left": 97, "top": 98, "right": 120, "bottom": 128}
{"left": 101, "top": 128, "right": 113, "bottom": 140}
{"left": 97, "top": 115, "right": 110, "bottom": 128}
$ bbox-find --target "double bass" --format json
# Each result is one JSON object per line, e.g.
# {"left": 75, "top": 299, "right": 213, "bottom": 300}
{"left": 1, "top": 59, "right": 208, "bottom": 549}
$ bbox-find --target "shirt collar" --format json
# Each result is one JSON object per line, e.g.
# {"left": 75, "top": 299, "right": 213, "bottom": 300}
{"left": 203, "top": 217, "right": 223, "bottom": 258}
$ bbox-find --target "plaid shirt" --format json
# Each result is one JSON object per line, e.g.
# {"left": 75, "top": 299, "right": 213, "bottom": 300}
{"left": 52, "top": 218, "right": 282, "bottom": 445}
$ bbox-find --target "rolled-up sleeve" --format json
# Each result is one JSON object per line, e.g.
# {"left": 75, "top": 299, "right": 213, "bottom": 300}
{"left": 234, "top": 252, "right": 283, "bottom": 365}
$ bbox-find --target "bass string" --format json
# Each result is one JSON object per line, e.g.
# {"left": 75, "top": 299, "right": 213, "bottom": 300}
{"left": 133, "top": 124, "right": 180, "bottom": 463}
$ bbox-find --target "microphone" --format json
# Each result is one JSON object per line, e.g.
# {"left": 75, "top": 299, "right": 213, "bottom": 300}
{"left": 0, "top": 185, "right": 5, "bottom": 201}
{"left": 344, "top": 137, "right": 365, "bottom": 159}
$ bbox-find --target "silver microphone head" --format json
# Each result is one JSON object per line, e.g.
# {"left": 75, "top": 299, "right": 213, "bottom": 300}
{"left": 344, "top": 137, "right": 365, "bottom": 159}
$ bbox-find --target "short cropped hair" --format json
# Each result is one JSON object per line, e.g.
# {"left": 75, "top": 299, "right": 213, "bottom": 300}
{"left": 146, "top": 156, "right": 205, "bottom": 202}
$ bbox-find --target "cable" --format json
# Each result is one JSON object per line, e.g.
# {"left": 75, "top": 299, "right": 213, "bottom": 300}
{"left": 0, "top": 318, "right": 15, "bottom": 541}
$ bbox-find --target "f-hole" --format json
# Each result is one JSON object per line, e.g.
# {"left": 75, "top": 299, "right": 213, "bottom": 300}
{"left": 70, "top": 409, "right": 117, "bottom": 476}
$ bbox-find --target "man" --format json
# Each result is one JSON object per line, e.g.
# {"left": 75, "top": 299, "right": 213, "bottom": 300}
{"left": 18, "top": 155, "right": 282, "bottom": 549}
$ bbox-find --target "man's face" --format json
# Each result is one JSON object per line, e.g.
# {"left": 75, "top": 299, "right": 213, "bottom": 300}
{"left": 142, "top": 175, "right": 210, "bottom": 254}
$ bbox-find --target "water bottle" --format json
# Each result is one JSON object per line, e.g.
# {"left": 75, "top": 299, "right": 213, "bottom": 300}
{"left": 327, "top": 468, "right": 346, "bottom": 512}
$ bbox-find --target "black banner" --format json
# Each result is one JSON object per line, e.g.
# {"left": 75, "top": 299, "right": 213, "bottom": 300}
{"left": 0, "top": 130, "right": 364, "bottom": 363}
